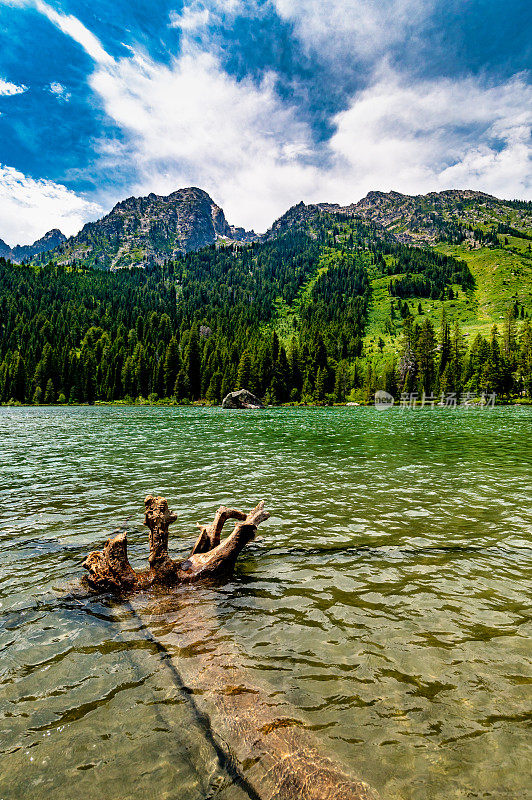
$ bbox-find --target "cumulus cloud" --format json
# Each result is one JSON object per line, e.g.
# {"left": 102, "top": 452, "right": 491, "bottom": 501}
{"left": 169, "top": 4, "right": 211, "bottom": 30}
{"left": 326, "top": 68, "right": 532, "bottom": 202}
{"left": 48, "top": 81, "right": 71, "bottom": 101}
{"left": 0, "top": 77, "right": 27, "bottom": 95}
{"left": 0, "top": 165, "right": 101, "bottom": 245}
{"left": 87, "top": 47, "right": 320, "bottom": 230}
{"left": 82, "top": 19, "right": 532, "bottom": 226}
{"left": 2, "top": 0, "right": 531, "bottom": 239}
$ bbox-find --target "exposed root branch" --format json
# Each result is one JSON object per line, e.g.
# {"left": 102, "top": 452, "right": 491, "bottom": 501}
{"left": 82, "top": 496, "right": 269, "bottom": 593}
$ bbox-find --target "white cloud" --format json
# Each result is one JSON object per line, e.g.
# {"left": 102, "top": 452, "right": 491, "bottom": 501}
{"left": 271, "top": 0, "right": 434, "bottom": 62}
{"left": 84, "top": 33, "right": 532, "bottom": 226}
{"left": 87, "top": 47, "right": 319, "bottom": 230}
{"left": 3, "top": 0, "right": 531, "bottom": 242}
{"left": 0, "top": 165, "right": 102, "bottom": 245}
{"left": 48, "top": 81, "right": 71, "bottom": 102}
{"left": 35, "top": 0, "right": 112, "bottom": 64}
{"left": 169, "top": 4, "right": 211, "bottom": 30}
{"left": 325, "top": 68, "right": 532, "bottom": 203}
{"left": 0, "top": 77, "right": 27, "bottom": 96}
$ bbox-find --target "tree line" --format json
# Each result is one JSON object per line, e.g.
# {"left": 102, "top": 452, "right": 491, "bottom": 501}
{"left": 0, "top": 212, "right": 530, "bottom": 405}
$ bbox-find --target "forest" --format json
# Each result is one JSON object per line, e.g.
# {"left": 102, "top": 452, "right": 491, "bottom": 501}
{"left": 1, "top": 212, "right": 531, "bottom": 406}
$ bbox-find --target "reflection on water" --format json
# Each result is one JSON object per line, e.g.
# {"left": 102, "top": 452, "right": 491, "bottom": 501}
{"left": 0, "top": 406, "right": 531, "bottom": 799}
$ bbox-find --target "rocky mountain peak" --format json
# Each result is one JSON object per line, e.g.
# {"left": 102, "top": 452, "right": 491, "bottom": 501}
{"left": 0, "top": 228, "right": 67, "bottom": 263}
{"left": 34, "top": 187, "right": 256, "bottom": 269}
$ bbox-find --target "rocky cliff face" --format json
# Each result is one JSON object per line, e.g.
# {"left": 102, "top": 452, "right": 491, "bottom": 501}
{"left": 41, "top": 187, "right": 257, "bottom": 270}
{"left": 0, "top": 229, "right": 66, "bottom": 263}
{"left": 343, "top": 189, "right": 524, "bottom": 244}
{"left": 8, "top": 186, "right": 530, "bottom": 270}
{"left": 264, "top": 189, "right": 532, "bottom": 246}
{"left": 0, "top": 238, "right": 11, "bottom": 260}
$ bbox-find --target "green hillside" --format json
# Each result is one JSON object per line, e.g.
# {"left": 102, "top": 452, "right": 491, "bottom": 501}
{"left": 1, "top": 193, "right": 532, "bottom": 406}
{"left": 361, "top": 238, "right": 532, "bottom": 366}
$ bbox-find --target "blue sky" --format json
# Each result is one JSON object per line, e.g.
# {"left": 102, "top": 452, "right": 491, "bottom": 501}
{"left": 0, "top": 0, "right": 530, "bottom": 244}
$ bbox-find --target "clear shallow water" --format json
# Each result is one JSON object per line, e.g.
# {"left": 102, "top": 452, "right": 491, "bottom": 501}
{"left": 0, "top": 405, "right": 531, "bottom": 800}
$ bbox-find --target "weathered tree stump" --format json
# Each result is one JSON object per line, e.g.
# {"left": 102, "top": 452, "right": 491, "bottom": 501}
{"left": 82, "top": 496, "right": 269, "bottom": 593}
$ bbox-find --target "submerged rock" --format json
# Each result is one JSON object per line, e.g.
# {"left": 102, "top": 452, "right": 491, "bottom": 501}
{"left": 222, "top": 389, "right": 264, "bottom": 409}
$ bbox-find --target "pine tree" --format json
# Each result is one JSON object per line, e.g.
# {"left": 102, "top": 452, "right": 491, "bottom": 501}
{"left": 185, "top": 327, "right": 201, "bottom": 400}
{"left": 503, "top": 305, "right": 517, "bottom": 368}
{"left": 236, "top": 350, "right": 251, "bottom": 389}
{"left": 206, "top": 371, "right": 223, "bottom": 402}
{"left": 315, "top": 366, "right": 327, "bottom": 403}
{"left": 519, "top": 319, "right": 532, "bottom": 397}
{"left": 174, "top": 370, "right": 190, "bottom": 400}
{"left": 11, "top": 353, "right": 25, "bottom": 402}
{"left": 271, "top": 346, "right": 290, "bottom": 404}
{"left": 221, "top": 366, "right": 233, "bottom": 400}
{"left": 483, "top": 325, "right": 501, "bottom": 394}
{"left": 82, "top": 349, "right": 96, "bottom": 404}
{"left": 416, "top": 318, "right": 436, "bottom": 394}
{"left": 439, "top": 307, "right": 451, "bottom": 377}
{"left": 164, "top": 337, "right": 180, "bottom": 397}
{"left": 334, "top": 360, "right": 348, "bottom": 402}
{"left": 398, "top": 316, "right": 416, "bottom": 392}
{"left": 44, "top": 378, "right": 55, "bottom": 404}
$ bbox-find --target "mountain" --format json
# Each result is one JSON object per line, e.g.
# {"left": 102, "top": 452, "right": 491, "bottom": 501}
{"left": 28, "top": 186, "right": 531, "bottom": 271}
{"left": 265, "top": 189, "right": 532, "bottom": 246}
{"left": 0, "top": 229, "right": 66, "bottom": 263}
{"left": 23, "top": 185, "right": 532, "bottom": 341}
{"left": 345, "top": 189, "right": 532, "bottom": 245}
{"left": 36, "top": 187, "right": 257, "bottom": 270}
{"left": 1, "top": 186, "right": 531, "bottom": 406}
{"left": 264, "top": 189, "right": 532, "bottom": 342}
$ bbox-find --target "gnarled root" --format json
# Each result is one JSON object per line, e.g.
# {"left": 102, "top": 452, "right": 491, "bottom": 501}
{"left": 82, "top": 497, "right": 269, "bottom": 593}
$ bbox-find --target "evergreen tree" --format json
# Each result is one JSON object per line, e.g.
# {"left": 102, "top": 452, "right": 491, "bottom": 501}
{"left": 236, "top": 350, "right": 251, "bottom": 389}
{"left": 416, "top": 318, "right": 436, "bottom": 394}
{"left": 315, "top": 366, "right": 327, "bottom": 403}
{"left": 11, "top": 353, "right": 26, "bottom": 402}
{"left": 164, "top": 337, "right": 181, "bottom": 397}
{"left": 439, "top": 307, "right": 451, "bottom": 377}
{"left": 398, "top": 316, "right": 416, "bottom": 392}
{"left": 44, "top": 378, "right": 55, "bottom": 404}
{"left": 185, "top": 327, "right": 201, "bottom": 400}
{"left": 519, "top": 319, "right": 532, "bottom": 397}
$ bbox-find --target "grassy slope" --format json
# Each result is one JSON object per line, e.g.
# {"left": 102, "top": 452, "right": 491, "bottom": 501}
{"left": 364, "top": 237, "right": 532, "bottom": 366}
{"left": 269, "top": 230, "right": 532, "bottom": 365}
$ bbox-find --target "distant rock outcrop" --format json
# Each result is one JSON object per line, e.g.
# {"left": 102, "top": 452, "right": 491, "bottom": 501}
{"left": 37, "top": 187, "right": 257, "bottom": 270}
{"left": 262, "top": 189, "right": 530, "bottom": 247}
{"left": 0, "top": 229, "right": 66, "bottom": 263}
{"left": 222, "top": 389, "right": 264, "bottom": 409}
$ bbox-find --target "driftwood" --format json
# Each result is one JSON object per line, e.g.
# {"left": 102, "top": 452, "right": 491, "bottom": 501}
{"left": 82, "top": 495, "right": 381, "bottom": 799}
{"left": 82, "top": 496, "right": 269, "bottom": 593}
{"left": 129, "top": 590, "right": 380, "bottom": 800}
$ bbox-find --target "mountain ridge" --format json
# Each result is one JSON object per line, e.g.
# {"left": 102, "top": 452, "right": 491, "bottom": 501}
{"left": 264, "top": 189, "right": 532, "bottom": 247}
{"left": 31, "top": 186, "right": 258, "bottom": 270}
{"left": 0, "top": 229, "right": 66, "bottom": 263}
{"left": 5, "top": 185, "right": 531, "bottom": 269}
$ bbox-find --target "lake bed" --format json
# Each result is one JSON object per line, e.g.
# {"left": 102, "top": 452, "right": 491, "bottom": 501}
{"left": 1, "top": 406, "right": 530, "bottom": 800}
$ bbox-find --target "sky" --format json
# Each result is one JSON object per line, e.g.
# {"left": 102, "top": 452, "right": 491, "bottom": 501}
{"left": 0, "top": 0, "right": 531, "bottom": 245}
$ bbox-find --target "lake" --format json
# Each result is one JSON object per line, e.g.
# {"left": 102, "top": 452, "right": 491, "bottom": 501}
{"left": 0, "top": 405, "right": 530, "bottom": 800}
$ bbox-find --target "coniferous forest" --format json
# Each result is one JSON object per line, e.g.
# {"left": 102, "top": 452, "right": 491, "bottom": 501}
{"left": 1, "top": 212, "right": 531, "bottom": 406}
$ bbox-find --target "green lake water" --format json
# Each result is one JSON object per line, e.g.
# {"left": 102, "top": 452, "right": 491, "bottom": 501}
{"left": 0, "top": 406, "right": 530, "bottom": 799}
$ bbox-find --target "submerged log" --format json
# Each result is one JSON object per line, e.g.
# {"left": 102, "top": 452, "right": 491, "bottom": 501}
{"left": 128, "top": 589, "right": 381, "bottom": 800}
{"left": 82, "top": 496, "right": 269, "bottom": 593}
{"left": 82, "top": 496, "right": 381, "bottom": 799}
